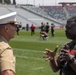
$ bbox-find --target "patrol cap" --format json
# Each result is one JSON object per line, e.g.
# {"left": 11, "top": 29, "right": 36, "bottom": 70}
{"left": 0, "top": 12, "right": 19, "bottom": 26}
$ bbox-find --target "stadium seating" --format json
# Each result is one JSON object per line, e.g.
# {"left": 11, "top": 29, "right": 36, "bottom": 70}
{"left": 21, "top": 5, "right": 76, "bottom": 23}
{"left": 1, "top": 4, "right": 76, "bottom": 28}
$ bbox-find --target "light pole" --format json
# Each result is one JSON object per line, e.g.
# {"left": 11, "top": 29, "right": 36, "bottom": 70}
{"left": 27, "top": 0, "right": 28, "bottom": 4}
{"left": 33, "top": 0, "right": 35, "bottom": 6}
{"left": 55, "top": 0, "right": 57, "bottom": 5}
{"left": 42, "top": 0, "right": 44, "bottom": 6}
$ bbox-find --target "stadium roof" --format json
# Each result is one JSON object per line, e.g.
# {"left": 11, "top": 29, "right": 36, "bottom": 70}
{"left": 59, "top": 2, "right": 76, "bottom": 7}
{"left": 59, "top": 2, "right": 76, "bottom": 4}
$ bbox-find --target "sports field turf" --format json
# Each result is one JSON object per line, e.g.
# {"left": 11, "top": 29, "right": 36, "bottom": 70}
{"left": 9, "top": 29, "right": 70, "bottom": 75}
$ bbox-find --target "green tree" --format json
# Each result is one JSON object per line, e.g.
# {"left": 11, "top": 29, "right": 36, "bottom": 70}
{"left": 13, "top": 0, "right": 16, "bottom": 4}
{"left": 0, "top": 0, "right": 2, "bottom": 3}
{"left": 5, "top": 0, "right": 11, "bottom": 4}
{"left": 0, "top": 0, "right": 11, "bottom": 4}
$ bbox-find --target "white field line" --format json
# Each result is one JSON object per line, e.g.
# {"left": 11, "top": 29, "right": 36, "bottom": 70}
{"left": 31, "top": 67, "right": 44, "bottom": 71}
{"left": 14, "top": 48, "right": 44, "bottom": 60}
{"left": 14, "top": 48, "right": 59, "bottom": 59}
{"left": 13, "top": 48, "right": 44, "bottom": 53}
{"left": 13, "top": 48, "right": 59, "bottom": 55}
{"left": 15, "top": 49, "right": 44, "bottom": 71}
{"left": 16, "top": 55, "right": 43, "bottom": 60}
{"left": 16, "top": 55, "right": 28, "bottom": 59}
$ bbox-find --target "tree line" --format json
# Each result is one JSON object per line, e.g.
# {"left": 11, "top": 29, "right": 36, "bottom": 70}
{"left": 0, "top": 0, "right": 16, "bottom": 4}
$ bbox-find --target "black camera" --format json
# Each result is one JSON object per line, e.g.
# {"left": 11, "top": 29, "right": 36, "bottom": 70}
{"left": 16, "top": 25, "right": 22, "bottom": 28}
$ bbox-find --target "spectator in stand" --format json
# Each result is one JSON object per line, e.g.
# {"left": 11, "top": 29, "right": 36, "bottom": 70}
{"left": 30, "top": 24, "right": 36, "bottom": 36}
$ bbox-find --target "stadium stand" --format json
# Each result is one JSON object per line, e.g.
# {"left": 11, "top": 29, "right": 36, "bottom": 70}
{"left": 64, "top": 6, "right": 76, "bottom": 17}
{"left": 40, "top": 6, "right": 66, "bottom": 21}
{"left": 0, "top": 3, "right": 76, "bottom": 28}
{"left": 21, "top": 5, "right": 65, "bottom": 25}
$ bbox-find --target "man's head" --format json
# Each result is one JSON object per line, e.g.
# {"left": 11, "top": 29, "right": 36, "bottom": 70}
{"left": 0, "top": 12, "right": 20, "bottom": 41}
{"left": 65, "top": 16, "right": 76, "bottom": 40}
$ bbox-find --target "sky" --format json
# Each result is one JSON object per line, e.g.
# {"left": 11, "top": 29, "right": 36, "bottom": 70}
{"left": 15, "top": 0, "right": 76, "bottom": 6}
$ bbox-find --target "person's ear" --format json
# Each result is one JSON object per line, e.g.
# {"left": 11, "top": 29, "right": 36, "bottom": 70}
{"left": 5, "top": 25, "right": 9, "bottom": 32}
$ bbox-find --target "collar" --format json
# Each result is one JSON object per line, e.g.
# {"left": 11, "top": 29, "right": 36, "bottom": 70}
{"left": 0, "top": 36, "right": 8, "bottom": 43}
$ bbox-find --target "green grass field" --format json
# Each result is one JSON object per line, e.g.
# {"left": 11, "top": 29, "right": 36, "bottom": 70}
{"left": 9, "top": 29, "right": 71, "bottom": 75}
